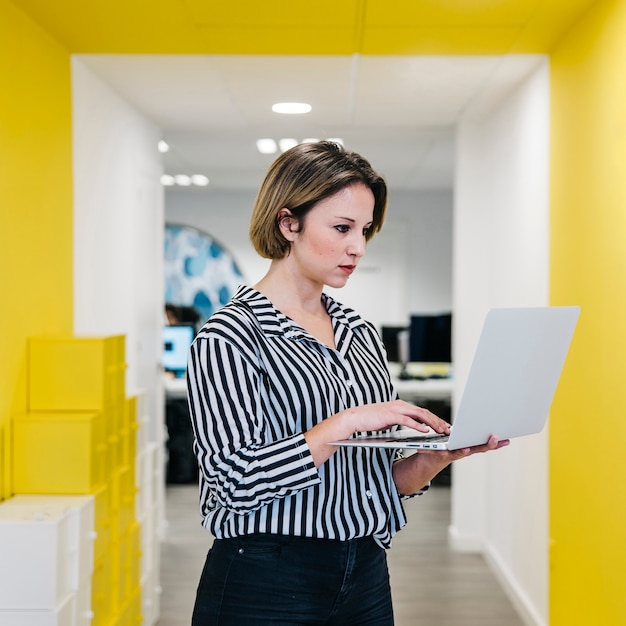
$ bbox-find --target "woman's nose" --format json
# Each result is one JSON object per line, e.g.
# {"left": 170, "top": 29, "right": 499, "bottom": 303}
{"left": 348, "top": 234, "right": 366, "bottom": 257}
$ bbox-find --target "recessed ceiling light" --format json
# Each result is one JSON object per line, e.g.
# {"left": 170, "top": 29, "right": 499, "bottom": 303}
{"left": 279, "top": 138, "right": 299, "bottom": 152}
{"left": 256, "top": 138, "right": 278, "bottom": 154}
{"left": 302, "top": 137, "right": 320, "bottom": 144}
{"left": 272, "top": 102, "right": 312, "bottom": 115}
{"left": 191, "top": 174, "right": 210, "bottom": 186}
{"left": 175, "top": 174, "right": 192, "bottom": 186}
{"left": 160, "top": 174, "right": 175, "bottom": 186}
{"left": 158, "top": 140, "right": 170, "bottom": 153}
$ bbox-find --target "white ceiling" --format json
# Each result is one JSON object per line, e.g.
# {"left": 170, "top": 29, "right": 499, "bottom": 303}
{"left": 78, "top": 53, "right": 543, "bottom": 191}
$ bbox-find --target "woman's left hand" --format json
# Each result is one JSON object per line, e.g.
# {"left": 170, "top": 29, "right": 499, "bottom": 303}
{"left": 392, "top": 435, "right": 510, "bottom": 496}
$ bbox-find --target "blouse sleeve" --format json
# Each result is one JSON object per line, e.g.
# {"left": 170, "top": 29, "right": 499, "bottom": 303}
{"left": 187, "top": 331, "right": 321, "bottom": 515}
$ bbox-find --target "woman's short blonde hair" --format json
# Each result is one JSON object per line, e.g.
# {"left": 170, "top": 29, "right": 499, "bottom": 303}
{"left": 249, "top": 141, "right": 388, "bottom": 259}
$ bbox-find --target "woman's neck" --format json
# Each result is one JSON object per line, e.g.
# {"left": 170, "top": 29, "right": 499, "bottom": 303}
{"left": 254, "top": 261, "right": 324, "bottom": 316}
{"left": 254, "top": 263, "right": 335, "bottom": 348}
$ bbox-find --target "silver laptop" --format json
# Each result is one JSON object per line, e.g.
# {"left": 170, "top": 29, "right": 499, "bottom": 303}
{"left": 330, "top": 306, "right": 580, "bottom": 451}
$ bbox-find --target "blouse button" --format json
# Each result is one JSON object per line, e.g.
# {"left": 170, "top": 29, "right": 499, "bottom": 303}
{"left": 366, "top": 490, "right": 373, "bottom": 499}
{"left": 346, "top": 380, "right": 353, "bottom": 386}
{"left": 238, "top": 548, "right": 244, "bottom": 555}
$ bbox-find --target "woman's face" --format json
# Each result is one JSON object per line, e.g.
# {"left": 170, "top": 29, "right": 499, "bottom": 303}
{"left": 282, "top": 183, "right": 375, "bottom": 289}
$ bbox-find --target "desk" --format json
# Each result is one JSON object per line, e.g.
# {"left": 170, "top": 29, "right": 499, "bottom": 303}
{"left": 392, "top": 377, "right": 453, "bottom": 404}
{"left": 164, "top": 375, "right": 187, "bottom": 399}
{"left": 388, "top": 362, "right": 453, "bottom": 404}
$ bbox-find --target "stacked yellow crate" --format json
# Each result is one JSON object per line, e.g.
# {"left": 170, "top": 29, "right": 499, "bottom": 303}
{"left": 12, "top": 335, "right": 142, "bottom": 626}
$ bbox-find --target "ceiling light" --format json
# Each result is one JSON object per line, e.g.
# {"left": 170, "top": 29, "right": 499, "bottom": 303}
{"left": 256, "top": 138, "right": 278, "bottom": 154}
{"left": 302, "top": 138, "right": 320, "bottom": 144}
{"left": 160, "top": 174, "right": 175, "bottom": 186}
{"left": 158, "top": 140, "right": 170, "bottom": 153}
{"left": 272, "top": 102, "right": 312, "bottom": 115}
{"left": 175, "top": 175, "right": 192, "bottom": 186}
{"left": 279, "top": 138, "right": 298, "bottom": 153}
{"left": 191, "top": 174, "right": 209, "bottom": 186}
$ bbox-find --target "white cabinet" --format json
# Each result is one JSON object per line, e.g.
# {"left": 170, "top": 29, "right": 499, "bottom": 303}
{"left": 0, "top": 594, "right": 74, "bottom": 626}
{"left": 0, "top": 495, "right": 95, "bottom": 626}
{"left": 137, "top": 442, "right": 165, "bottom": 624}
{"left": 0, "top": 504, "right": 73, "bottom": 610}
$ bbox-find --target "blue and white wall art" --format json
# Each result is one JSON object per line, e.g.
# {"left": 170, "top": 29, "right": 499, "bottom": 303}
{"left": 164, "top": 223, "right": 244, "bottom": 324}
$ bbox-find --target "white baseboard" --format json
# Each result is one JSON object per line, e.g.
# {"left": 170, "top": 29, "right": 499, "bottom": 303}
{"left": 484, "top": 543, "right": 546, "bottom": 626}
{"left": 447, "top": 525, "right": 546, "bottom": 626}
{"left": 447, "top": 523, "right": 483, "bottom": 552}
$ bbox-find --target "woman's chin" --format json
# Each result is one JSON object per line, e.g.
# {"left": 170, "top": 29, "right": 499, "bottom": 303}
{"left": 325, "top": 277, "right": 350, "bottom": 290}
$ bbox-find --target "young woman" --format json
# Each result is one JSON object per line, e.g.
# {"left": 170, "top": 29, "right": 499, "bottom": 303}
{"left": 187, "top": 140, "right": 507, "bottom": 625}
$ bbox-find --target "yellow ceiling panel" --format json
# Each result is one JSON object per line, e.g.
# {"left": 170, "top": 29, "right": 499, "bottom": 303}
{"left": 193, "top": 26, "right": 358, "bottom": 55}
{"left": 185, "top": 0, "right": 360, "bottom": 27}
{"left": 9, "top": 0, "right": 206, "bottom": 53}
{"left": 365, "top": 0, "right": 537, "bottom": 26}
{"left": 362, "top": 26, "right": 524, "bottom": 55}
{"left": 10, "top": 0, "right": 598, "bottom": 55}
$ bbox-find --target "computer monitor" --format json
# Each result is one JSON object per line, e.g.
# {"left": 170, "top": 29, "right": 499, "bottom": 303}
{"left": 162, "top": 325, "right": 195, "bottom": 376}
{"left": 409, "top": 313, "right": 452, "bottom": 363}
{"left": 381, "top": 325, "right": 409, "bottom": 363}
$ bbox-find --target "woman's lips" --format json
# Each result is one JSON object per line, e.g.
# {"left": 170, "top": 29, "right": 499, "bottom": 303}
{"left": 339, "top": 264, "right": 356, "bottom": 275}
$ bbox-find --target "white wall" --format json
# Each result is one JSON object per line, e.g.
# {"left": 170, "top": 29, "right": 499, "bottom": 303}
{"left": 164, "top": 187, "right": 454, "bottom": 330}
{"left": 73, "top": 50, "right": 549, "bottom": 626}
{"left": 72, "top": 58, "right": 165, "bottom": 441}
{"left": 390, "top": 189, "right": 454, "bottom": 314}
{"left": 452, "top": 57, "right": 550, "bottom": 626}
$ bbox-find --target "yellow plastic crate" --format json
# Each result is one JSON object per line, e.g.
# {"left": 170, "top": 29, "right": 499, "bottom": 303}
{"left": 113, "top": 521, "right": 143, "bottom": 614}
{"left": 93, "top": 484, "right": 112, "bottom": 563}
{"left": 105, "top": 401, "right": 125, "bottom": 443}
{"left": 108, "top": 432, "right": 121, "bottom": 477}
{"left": 117, "top": 585, "right": 142, "bottom": 626}
{"left": 122, "top": 521, "right": 142, "bottom": 599}
{"left": 120, "top": 396, "right": 138, "bottom": 473}
{"left": 124, "top": 396, "right": 136, "bottom": 433}
{"left": 12, "top": 411, "right": 107, "bottom": 494}
{"left": 109, "top": 541, "right": 123, "bottom": 618}
{"left": 28, "top": 336, "right": 126, "bottom": 412}
{"left": 92, "top": 553, "right": 114, "bottom": 626}
{"left": 110, "top": 465, "right": 137, "bottom": 538}
{"left": 119, "top": 427, "right": 136, "bottom": 474}
{"left": 108, "top": 527, "right": 141, "bottom": 620}
{"left": 107, "top": 401, "right": 130, "bottom": 473}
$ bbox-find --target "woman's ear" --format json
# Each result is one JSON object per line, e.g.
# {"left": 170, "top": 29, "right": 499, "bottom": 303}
{"left": 277, "top": 209, "right": 297, "bottom": 240}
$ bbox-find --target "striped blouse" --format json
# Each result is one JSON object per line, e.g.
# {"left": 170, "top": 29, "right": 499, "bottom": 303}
{"left": 186, "top": 285, "right": 425, "bottom": 549}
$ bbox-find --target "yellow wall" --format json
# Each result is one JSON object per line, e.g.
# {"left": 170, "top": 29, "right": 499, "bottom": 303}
{"left": 0, "top": 0, "right": 73, "bottom": 498}
{"left": 550, "top": 0, "right": 626, "bottom": 624}
{"left": 3, "top": 0, "right": 626, "bottom": 622}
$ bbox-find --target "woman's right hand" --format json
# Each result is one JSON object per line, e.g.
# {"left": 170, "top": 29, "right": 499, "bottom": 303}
{"left": 304, "top": 400, "right": 450, "bottom": 468}
{"left": 338, "top": 400, "right": 450, "bottom": 437}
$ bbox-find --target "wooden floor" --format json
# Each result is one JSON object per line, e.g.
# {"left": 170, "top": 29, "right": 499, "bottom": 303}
{"left": 158, "top": 485, "right": 525, "bottom": 626}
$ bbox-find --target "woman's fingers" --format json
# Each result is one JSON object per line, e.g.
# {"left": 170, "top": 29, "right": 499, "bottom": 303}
{"left": 417, "top": 435, "right": 510, "bottom": 460}
{"left": 407, "top": 404, "right": 451, "bottom": 433}
{"left": 347, "top": 400, "right": 451, "bottom": 435}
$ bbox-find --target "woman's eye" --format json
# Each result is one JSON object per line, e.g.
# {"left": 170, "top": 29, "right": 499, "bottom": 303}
{"left": 335, "top": 225, "right": 350, "bottom": 233}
